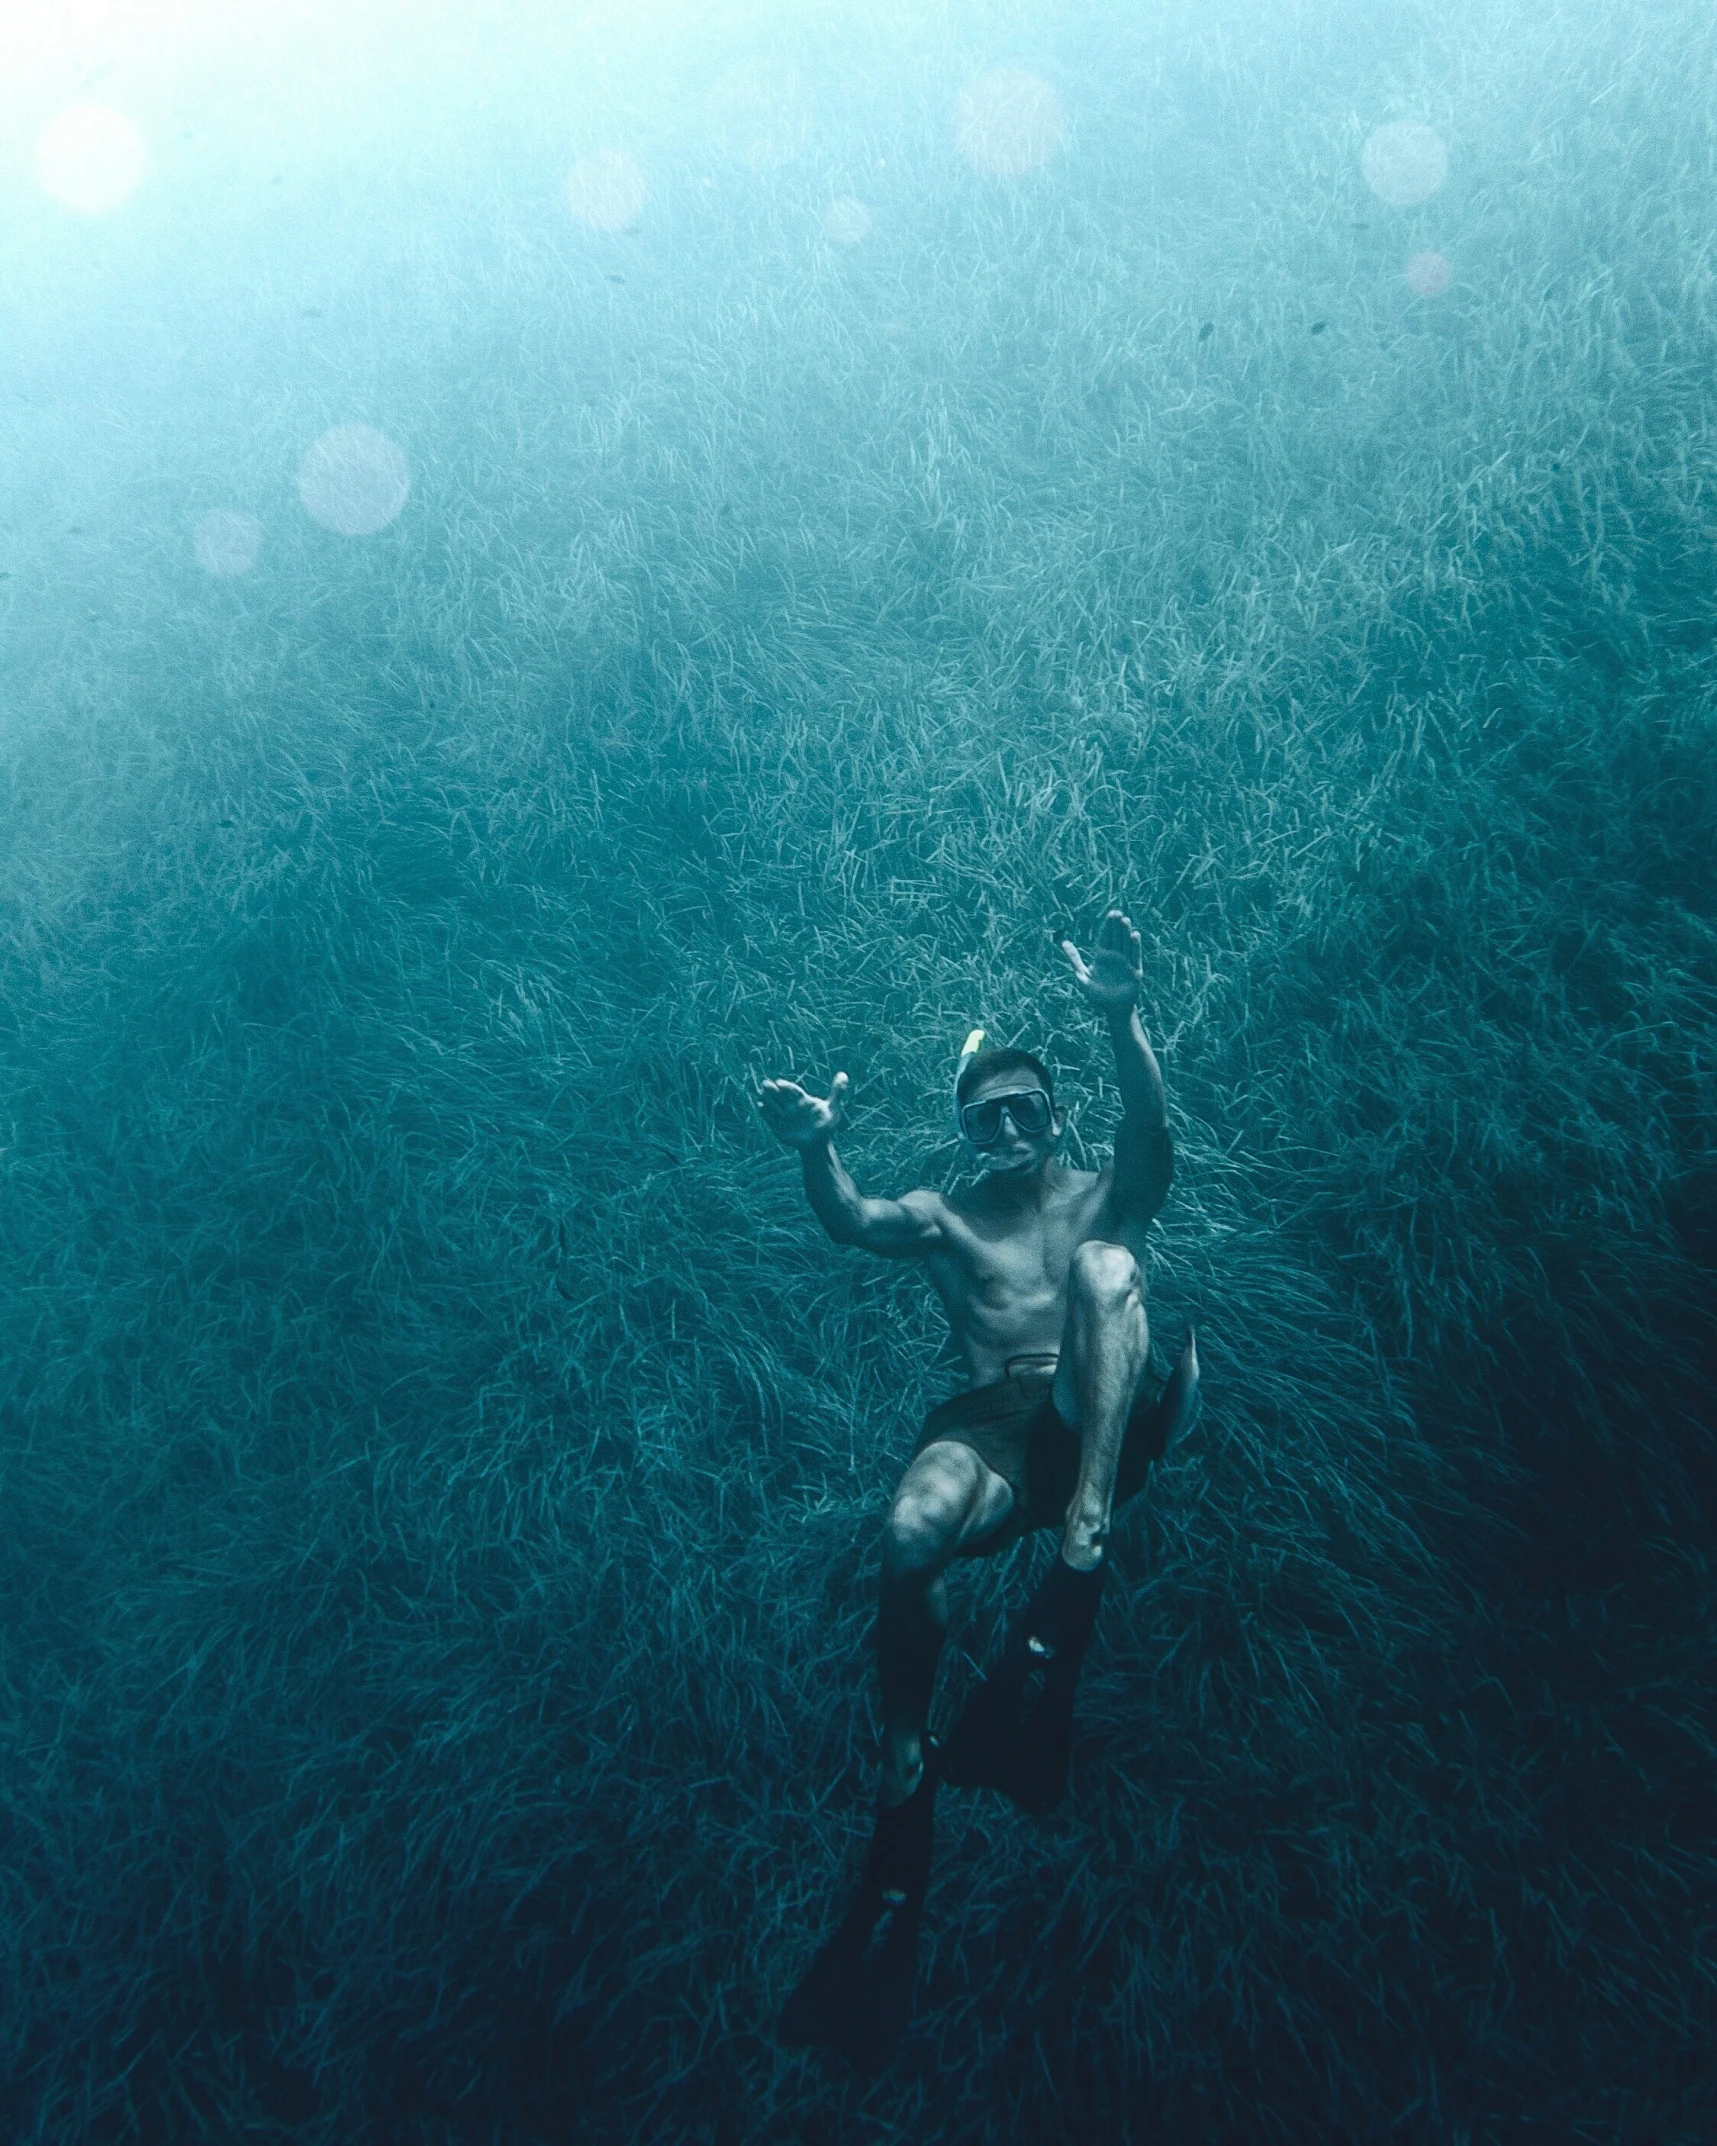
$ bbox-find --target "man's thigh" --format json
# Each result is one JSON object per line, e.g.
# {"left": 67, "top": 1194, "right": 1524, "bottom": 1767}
{"left": 898, "top": 1440, "right": 1017, "bottom": 1556}
{"left": 1050, "top": 1272, "right": 1152, "bottom": 1428}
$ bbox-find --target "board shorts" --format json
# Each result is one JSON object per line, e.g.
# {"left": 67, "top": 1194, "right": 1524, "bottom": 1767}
{"left": 912, "top": 1359, "right": 1171, "bottom": 1558}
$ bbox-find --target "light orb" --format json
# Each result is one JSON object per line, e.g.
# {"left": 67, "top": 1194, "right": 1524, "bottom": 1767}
{"left": 298, "top": 426, "right": 411, "bottom": 537}
{"left": 1405, "top": 249, "right": 1452, "bottom": 296}
{"left": 567, "top": 150, "right": 647, "bottom": 231}
{"left": 33, "top": 102, "right": 147, "bottom": 213}
{"left": 955, "top": 69, "right": 1065, "bottom": 178}
{"left": 705, "top": 62, "right": 813, "bottom": 169}
{"left": 193, "top": 510, "right": 264, "bottom": 577}
{"left": 823, "top": 196, "right": 871, "bottom": 245}
{"left": 1362, "top": 121, "right": 1449, "bottom": 207}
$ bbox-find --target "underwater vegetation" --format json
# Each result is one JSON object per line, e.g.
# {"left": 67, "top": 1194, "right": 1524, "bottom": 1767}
{"left": 0, "top": 0, "right": 1713, "bottom": 2138}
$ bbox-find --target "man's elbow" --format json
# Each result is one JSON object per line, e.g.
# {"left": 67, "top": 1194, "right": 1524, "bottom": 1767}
{"left": 1118, "top": 1127, "right": 1173, "bottom": 1220}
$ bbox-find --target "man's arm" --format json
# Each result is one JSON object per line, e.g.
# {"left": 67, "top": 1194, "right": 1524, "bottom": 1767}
{"left": 1058, "top": 911, "right": 1174, "bottom": 1224}
{"left": 799, "top": 1135, "right": 944, "bottom": 1256}
{"left": 759, "top": 1073, "right": 944, "bottom": 1258}
{"left": 1104, "top": 1002, "right": 1173, "bottom": 1221}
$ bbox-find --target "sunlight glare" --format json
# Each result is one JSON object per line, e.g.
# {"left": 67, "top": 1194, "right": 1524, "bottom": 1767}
{"left": 33, "top": 101, "right": 147, "bottom": 213}
{"left": 0, "top": 2, "right": 118, "bottom": 95}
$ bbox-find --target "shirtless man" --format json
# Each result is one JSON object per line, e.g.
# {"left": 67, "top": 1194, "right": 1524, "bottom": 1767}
{"left": 760, "top": 910, "right": 1199, "bottom": 2059}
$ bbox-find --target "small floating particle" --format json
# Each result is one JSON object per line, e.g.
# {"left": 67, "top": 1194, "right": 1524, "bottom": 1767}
{"left": 194, "top": 509, "right": 263, "bottom": 576}
{"left": 955, "top": 69, "right": 1065, "bottom": 177}
{"left": 1197, "top": 321, "right": 1214, "bottom": 342}
{"left": 823, "top": 196, "right": 871, "bottom": 245}
{"left": 1362, "top": 121, "right": 1449, "bottom": 206}
{"left": 1405, "top": 249, "right": 1452, "bottom": 297}
{"left": 298, "top": 426, "right": 410, "bottom": 537}
{"left": 567, "top": 149, "right": 648, "bottom": 230}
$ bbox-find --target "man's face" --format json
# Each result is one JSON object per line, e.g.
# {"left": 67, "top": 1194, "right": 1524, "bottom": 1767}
{"left": 961, "top": 1070, "right": 1063, "bottom": 1175}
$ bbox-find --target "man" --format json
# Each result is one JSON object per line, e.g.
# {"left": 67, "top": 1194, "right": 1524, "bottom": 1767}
{"left": 758, "top": 910, "right": 1199, "bottom": 2059}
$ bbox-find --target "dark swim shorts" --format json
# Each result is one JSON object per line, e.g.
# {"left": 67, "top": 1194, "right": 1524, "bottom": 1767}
{"left": 913, "top": 1360, "right": 1170, "bottom": 1557}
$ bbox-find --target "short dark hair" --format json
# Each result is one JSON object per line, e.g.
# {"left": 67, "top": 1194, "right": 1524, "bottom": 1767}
{"left": 957, "top": 1046, "right": 1055, "bottom": 1109}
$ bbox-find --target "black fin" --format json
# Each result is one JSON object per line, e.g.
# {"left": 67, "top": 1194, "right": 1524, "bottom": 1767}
{"left": 942, "top": 1559, "right": 1107, "bottom": 1815}
{"left": 1151, "top": 1328, "right": 1201, "bottom": 1458}
{"left": 778, "top": 1765, "right": 935, "bottom": 2060}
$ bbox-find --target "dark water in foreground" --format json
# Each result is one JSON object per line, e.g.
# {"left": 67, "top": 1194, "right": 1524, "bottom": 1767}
{"left": 1, "top": 3, "right": 1713, "bottom": 2139}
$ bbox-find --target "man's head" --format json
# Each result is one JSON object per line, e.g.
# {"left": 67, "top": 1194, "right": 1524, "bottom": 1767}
{"left": 955, "top": 1047, "right": 1065, "bottom": 1174}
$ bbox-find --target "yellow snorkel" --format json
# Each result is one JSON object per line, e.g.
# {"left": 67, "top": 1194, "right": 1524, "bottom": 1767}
{"left": 952, "top": 1028, "right": 985, "bottom": 1136}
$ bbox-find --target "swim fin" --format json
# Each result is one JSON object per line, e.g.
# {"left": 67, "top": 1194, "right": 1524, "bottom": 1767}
{"left": 941, "top": 1556, "right": 1105, "bottom": 1814}
{"left": 1153, "top": 1327, "right": 1201, "bottom": 1459}
{"left": 778, "top": 1761, "right": 936, "bottom": 2062}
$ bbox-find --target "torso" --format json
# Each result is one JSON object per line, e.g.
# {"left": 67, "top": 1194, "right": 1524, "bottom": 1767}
{"left": 916, "top": 1162, "right": 1144, "bottom": 1387}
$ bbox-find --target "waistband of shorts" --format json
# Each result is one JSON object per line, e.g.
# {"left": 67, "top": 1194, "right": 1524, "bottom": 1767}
{"left": 922, "top": 1362, "right": 1058, "bottom": 1436}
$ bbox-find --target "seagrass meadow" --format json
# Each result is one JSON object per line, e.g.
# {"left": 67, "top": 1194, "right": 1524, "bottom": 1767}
{"left": 1, "top": 0, "right": 1714, "bottom": 2138}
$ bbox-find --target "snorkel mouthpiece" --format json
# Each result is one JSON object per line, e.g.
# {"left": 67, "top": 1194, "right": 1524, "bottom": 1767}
{"left": 952, "top": 1028, "right": 985, "bottom": 1135}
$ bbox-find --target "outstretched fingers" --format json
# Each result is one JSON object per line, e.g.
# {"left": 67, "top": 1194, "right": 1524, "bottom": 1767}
{"left": 1099, "top": 907, "right": 1142, "bottom": 954}
{"left": 757, "top": 1071, "right": 848, "bottom": 1145}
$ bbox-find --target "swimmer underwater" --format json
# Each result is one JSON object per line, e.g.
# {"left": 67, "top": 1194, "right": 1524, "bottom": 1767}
{"left": 758, "top": 909, "right": 1201, "bottom": 2061}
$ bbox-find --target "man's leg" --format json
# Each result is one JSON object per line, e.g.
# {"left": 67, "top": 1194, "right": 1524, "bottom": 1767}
{"left": 1050, "top": 1239, "right": 1151, "bottom": 1570}
{"left": 878, "top": 1442, "right": 1015, "bottom": 1805}
{"left": 944, "top": 1243, "right": 1149, "bottom": 1812}
{"left": 779, "top": 1442, "right": 1011, "bottom": 2058}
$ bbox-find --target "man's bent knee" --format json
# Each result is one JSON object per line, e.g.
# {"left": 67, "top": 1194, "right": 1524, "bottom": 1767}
{"left": 884, "top": 1447, "right": 991, "bottom": 1574}
{"left": 1069, "top": 1239, "right": 1141, "bottom": 1310}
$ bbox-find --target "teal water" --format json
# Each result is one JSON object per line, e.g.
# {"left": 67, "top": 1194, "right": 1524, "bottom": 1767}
{"left": 1, "top": 3, "right": 1713, "bottom": 2139}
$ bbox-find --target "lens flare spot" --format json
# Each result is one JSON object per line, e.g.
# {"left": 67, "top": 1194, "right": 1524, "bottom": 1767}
{"left": 1405, "top": 248, "right": 1452, "bottom": 296}
{"left": 955, "top": 69, "right": 1065, "bottom": 178}
{"left": 705, "top": 62, "right": 813, "bottom": 169}
{"left": 823, "top": 196, "right": 871, "bottom": 245}
{"left": 298, "top": 426, "right": 411, "bottom": 538}
{"left": 1362, "top": 122, "right": 1448, "bottom": 206}
{"left": 567, "top": 150, "right": 647, "bottom": 231}
{"left": 33, "top": 101, "right": 146, "bottom": 213}
{"left": 193, "top": 510, "right": 263, "bottom": 578}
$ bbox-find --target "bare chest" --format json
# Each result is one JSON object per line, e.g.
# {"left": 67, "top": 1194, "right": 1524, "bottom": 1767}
{"left": 930, "top": 1175, "right": 1107, "bottom": 1317}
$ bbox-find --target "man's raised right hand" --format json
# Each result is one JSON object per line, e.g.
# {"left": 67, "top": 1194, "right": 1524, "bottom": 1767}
{"left": 758, "top": 1073, "right": 849, "bottom": 1150}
